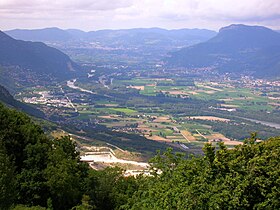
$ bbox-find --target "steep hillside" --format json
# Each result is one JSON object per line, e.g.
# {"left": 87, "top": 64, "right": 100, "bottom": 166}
{"left": 0, "top": 85, "right": 44, "bottom": 118}
{"left": 0, "top": 31, "right": 78, "bottom": 79}
{"left": 168, "top": 24, "right": 280, "bottom": 77}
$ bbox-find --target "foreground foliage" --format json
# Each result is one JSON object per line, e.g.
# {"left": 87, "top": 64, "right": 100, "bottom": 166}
{"left": 122, "top": 136, "right": 280, "bottom": 209}
{"left": 0, "top": 103, "right": 132, "bottom": 210}
{"left": 0, "top": 103, "right": 279, "bottom": 209}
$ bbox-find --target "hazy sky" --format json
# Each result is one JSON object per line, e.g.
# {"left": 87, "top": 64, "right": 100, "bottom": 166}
{"left": 1, "top": 0, "right": 280, "bottom": 31}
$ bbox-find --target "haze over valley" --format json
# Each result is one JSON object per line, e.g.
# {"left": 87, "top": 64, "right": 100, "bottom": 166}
{"left": 1, "top": 23, "right": 280, "bottom": 161}
{"left": 0, "top": 1, "right": 280, "bottom": 209}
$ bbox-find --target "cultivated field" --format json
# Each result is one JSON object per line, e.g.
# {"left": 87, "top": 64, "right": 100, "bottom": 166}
{"left": 189, "top": 116, "right": 230, "bottom": 122}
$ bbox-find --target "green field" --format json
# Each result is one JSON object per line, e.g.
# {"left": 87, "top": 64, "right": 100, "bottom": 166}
{"left": 109, "top": 108, "right": 137, "bottom": 114}
{"left": 19, "top": 73, "right": 280, "bottom": 150}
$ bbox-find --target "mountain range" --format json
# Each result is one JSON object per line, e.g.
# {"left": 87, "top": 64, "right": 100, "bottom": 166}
{"left": 3, "top": 25, "right": 280, "bottom": 78}
{"left": 0, "top": 30, "right": 78, "bottom": 79}
{"left": 5, "top": 27, "right": 217, "bottom": 46}
{"left": 168, "top": 24, "right": 280, "bottom": 77}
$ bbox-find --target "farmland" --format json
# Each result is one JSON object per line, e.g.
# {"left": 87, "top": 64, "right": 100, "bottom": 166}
{"left": 16, "top": 66, "right": 280, "bottom": 159}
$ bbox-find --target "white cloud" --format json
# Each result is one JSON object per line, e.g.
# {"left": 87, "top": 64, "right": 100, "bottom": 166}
{"left": 0, "top": 0, "right": 134, "bottom": 11}
{"left": 0, "top": 0, "right": 279, "bottom": 30}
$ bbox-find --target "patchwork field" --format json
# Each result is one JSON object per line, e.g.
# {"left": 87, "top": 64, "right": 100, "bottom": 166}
{"left": 123, "top": 78, "right": 278, "bottom": 112}
{"left": 181, "top": 130, "right": 196, "bottom": 142}
{"left": 20, "top": 75, "right": 280, "bottom": 156}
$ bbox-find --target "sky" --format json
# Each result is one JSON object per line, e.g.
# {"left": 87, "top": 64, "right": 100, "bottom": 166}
{"left": 0, "top": 0, "right": 280, "bottom": 31}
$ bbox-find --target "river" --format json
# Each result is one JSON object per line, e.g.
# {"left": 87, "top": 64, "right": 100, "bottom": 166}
{"left": 67, "top": 79, "right": 95, "bottom": 94}
{"left": 241, "top": 117, "right": 280, "bottom": 130}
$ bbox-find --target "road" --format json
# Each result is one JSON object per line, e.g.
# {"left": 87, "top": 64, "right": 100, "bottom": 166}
{"left": 196, "top": 129, "right": 207, "bottom": 139}
{"left": 180, "top": 131, "right": 190, "bottom": 143}
{"left": 60, "top": 87, "right": 78, "bottom": 112}
{"left": 80, "top": 152, "right": 149, "bottom": 168}
{"left": 71, "top": 133, "right": 150, "bottom": 168}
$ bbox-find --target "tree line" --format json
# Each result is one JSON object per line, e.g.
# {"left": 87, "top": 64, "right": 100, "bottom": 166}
{"left": 0, "top": 102, "right": 279, "bottom": 209}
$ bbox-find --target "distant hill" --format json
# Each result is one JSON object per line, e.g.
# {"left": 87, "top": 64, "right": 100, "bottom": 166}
{"left": 0, "top": 31, "right": 78, "bottom": 79}
{"left": 66, "top": 29, "right": 87, "bottom": 39}
{"left": 85, "top": 28, "right": 217, "bottom": 46}
{"left": 6, "top": 27, "right": 217, "bottom": 46}
{"left": 168, "top": 24, "right": 280, "bottom": 77}
{"left": 0, "top": 84, "right": 44, "bottom": 118}
{"left": 5, "top": 27, "right": 72, "bottom": 42}
{"left": 5, "top": 27, "right": 217, "bottom": 64}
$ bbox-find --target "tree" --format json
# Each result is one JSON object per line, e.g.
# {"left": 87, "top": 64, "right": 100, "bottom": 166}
{"left": 44, "top": 136, "right": 87, "bottom": 210}
{"left": 123, "top": 137, "right": 280, "bottom": 209}
{"left": 0, "top": 140, "right": 16, "bottom": 210}
{"left": 72, "top": 195, "right": 95, "bottom": 210}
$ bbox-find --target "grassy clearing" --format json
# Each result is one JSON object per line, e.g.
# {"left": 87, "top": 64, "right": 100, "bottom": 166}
{"left": 140, "top": 86, "right": 156, "bottom": 96}
{"left": 114, "top": 78, "right": 155, "bottom": 86}
{"left": 109, "top": 108, "right": 137, "bottom": 114}
{"left": 50, "top": 129, "right": 69, "bottom": 138}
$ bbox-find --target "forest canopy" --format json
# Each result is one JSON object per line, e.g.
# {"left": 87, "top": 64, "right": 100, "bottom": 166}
{"left": 0, "top": 102, "right": 279, "bottom": 210}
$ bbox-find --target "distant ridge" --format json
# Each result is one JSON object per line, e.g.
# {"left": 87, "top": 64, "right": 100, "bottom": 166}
{"left": 5, "top": 27, "right": 217, "bottom": 45}
{"left": 0, "top": 30, "right": 78, "bottom": 79}
{"left": 5, "top": 27, "right": 72, "bottom": 42}
{"left": 168, "top": 24, "right": 280, "bottom": 77}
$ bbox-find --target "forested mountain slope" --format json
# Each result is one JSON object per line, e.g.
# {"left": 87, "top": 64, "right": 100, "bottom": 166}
{"left": 0, "top": 85, "right": 44, "bottom": 118}
{"left": 0, "top": 31, "right": 78, "bottom": 79}
{"left": 168, "top": 24, "right": 280, "bottom": 77}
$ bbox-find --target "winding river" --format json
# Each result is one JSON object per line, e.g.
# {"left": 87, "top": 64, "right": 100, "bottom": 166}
{"left": 241, "top": 117, "right": 280, "bottom": 130}
{"left": 67, "top": 79, "right": 95, "bottom": 94}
